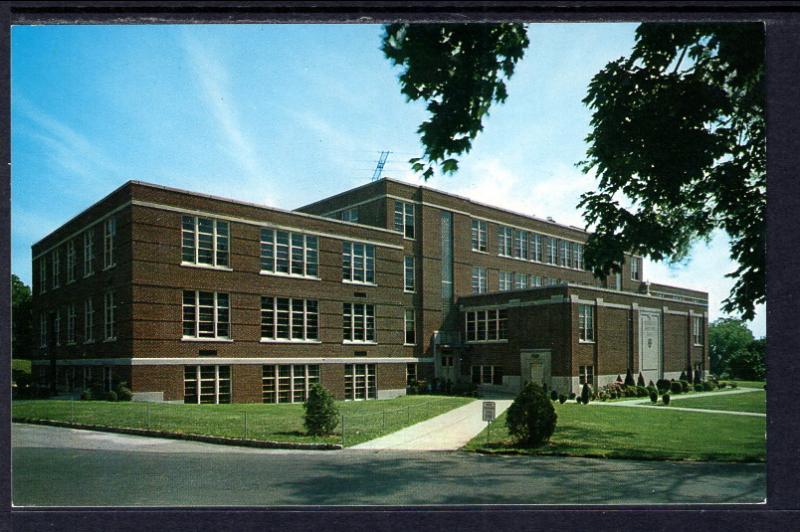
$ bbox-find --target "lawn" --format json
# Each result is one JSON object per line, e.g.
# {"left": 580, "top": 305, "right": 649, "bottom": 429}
{"left": 464, "top": 402, "right": 765, "bottom": 462}
{"left": 12, "top": 359, "right": 31, "bottom": 374}
{"left": 668, "top": 390, "right": 765, "bottom": 414}
{"left": 726, "top": 379, "right": 766, "bottom": 389}
{"left": 13, "top": 395, "right": 474, "bottom": 447}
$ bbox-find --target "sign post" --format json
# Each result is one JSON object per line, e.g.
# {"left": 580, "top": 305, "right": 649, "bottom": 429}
{"left": 482, "top": 401, "right": 496, "bottom": 444}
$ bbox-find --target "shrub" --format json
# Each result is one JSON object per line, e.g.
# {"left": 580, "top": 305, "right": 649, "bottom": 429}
{"left": 505, "top": 383, "right": 557, "bottom": 447}
{"left": 662, "top": 394, "right": 671, "bottom": 405}
{"left": 718, "top": 381, "right": 727, "bottom": 389}
{"left": 646, "top": 385, "right": 657, "bottom": 397}
{"left": 686, "top": 366, "right": 693, "bottom": 384}
{"left": 694, "top": 371, "right": 702, "bottom": 384}
{"left": 303, "top": 384, "right": 340, "bottom": 436}
{"left": 656, "top": 379, "right": 671, "bottom": 394}
{"left": 105, "top": 390, "right": 118, "bottom": 402}
{"left": 637, "top": 373, "right": 646, "bottom": 387}
{"left": 550, "top": 390, "right": 558, "bottom": 401}
{"left": 568, "top": 392, "right": 576, "bottom": 400}
{"left": 89, "top": 384, "right": 105, "bottom": 400}
{"left": 679, "top": 380, "right": 690, "bottom": 393}
{"left": 114, "top": 381, "right": 133, "bottom": 401}
{"left": 694, "top": 383, "right": 703, "bottom": 392}
{"left": 648, "top": 380, "right": 655, "bottom": 387}
{"left": 730, "top": 382, "right": 738, "bottom": 389}
{"left": 649, "top": 390, "right": 658, "bottom": 403}
{"left": 636, "top": 386, "right": 648, "bottom": 397}
{"left": 624, "top": 385, "right": 638, "bottom": 398}
{"left": 670, "top": 381, "right": 683, "bottom": 394}
{"left": 80, "top": 389, "right": 92, "bottom": 401}
{"left": 558, "top": 394, "right": 567, "bottom": 404}
{"left": 616, "top": 374, "right": 623, "bottom": 383}
{"left": 576, "top": 396, "right": 583, "bottom": 404}
{"left": 581, "top": 383, "right": 591, "bottom": 404}
{"left": 702, "top": 380, "right": 715, "bottom": 392}
{"left": 624, "top": 368, "right": 635, "bottom": 387}
{"left": 679, "top": 370, "right": 687, "bottom": 381}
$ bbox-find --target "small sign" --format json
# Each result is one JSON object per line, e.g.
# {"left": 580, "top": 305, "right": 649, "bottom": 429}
{"left": 482, "top": 401, "right": 496, "bottom": 422}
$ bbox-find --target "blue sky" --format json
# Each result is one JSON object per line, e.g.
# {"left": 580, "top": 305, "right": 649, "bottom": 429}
{"left": 10, "top": 23, "right": 765, "bottom": 337}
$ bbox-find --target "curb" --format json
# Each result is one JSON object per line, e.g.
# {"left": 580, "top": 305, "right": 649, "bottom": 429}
{"left": 13, "top": 418, "right": 343, "bottom": 450}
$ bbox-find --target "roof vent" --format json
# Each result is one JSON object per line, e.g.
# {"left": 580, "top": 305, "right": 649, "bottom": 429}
{"left": 547, "top": 216, "right": 555, "bottom": 223}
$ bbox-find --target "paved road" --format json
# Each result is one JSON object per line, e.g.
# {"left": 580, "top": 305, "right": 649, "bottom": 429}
{"left": 352, "top": 399, "right": 513, "bottom": 450}
{"left": 12, "top": 424, "right": 765, "bottom": 507}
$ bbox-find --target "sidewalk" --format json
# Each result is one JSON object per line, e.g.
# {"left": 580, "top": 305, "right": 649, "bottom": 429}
{"left": 350, "top": 398, "right": 512, "bottom": 451}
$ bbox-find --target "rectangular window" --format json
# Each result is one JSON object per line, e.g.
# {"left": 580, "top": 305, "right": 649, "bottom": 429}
{"left": 83, "top": 229, "right": 95, "bottom": 277}
{"left": 259, "top": 228, "right": 318, "bottom": 278}
{"left": 579, "top": 365, "right": 594, "bottom": 386}
{"left": 578, "top": 304, "right": 595, "bottom": 342}
{"left": 39, "top": 258, "right": 47, "bottom": 294}
{"left": 260, "top": 297, "right": 318, "bottom": 341}
{"left": 67, "top": 303, "right": 76, "bottom": 344}
{"left": 574, "top": 242, "right": 584, "bottom": 270}
{"left": 104, "top": 291, "right": 116, "bottom": 341}
{"left": 692, "top": 316, "right": 704, "bottom": 346}
{"left": 343, "top": 303, "right": 376, "bottom": 343}
{"left": 547, "top": 237, "right": 557, "bottom": 264}
{"left": 184, "top": 365, "right": 231, "bottom": 404}
{"left": 530, "top": 233, "right": 543, "bottom": 262}
{"left": 51, "top": 250, "right": 60, "bottom": 289}
{"left": 514, "top": 230, "right": 528, "bottom": 259}
{"left": 497, "top": 226, "right": 513, "bottom": 256}
{"left": 342, "top": 241, "right": 375, "bottom": 284}
{"left": 394, "top": 200, "right": 415, "bottom": 238}
{"left": 404, "top": 309, "right": 416, "bottom": 345}
{"left": 404, "top": 256, "right": 415, "bottom": 292}
{"left": 471, "top": 266, "right": 487, "bottom": 294}
{"left": 560, "top": 240, "right": 570, "bottom": 267}
{"left": 471, "top": 365, "right": 503, "bottom": 385}
{"left": 465, "top": 309, "right": 508, "bottom": 342}
{"left": 181, "top": 215, "right": 229, "bottom": 268}
{"left": 631, "top": 256, "right": 642, "bottom": 281}
{"left": 262, "top": 364, "right": 320, "bottom": 403}
{"left": 344, "top": 364, "right": 377, "bottom": 400}
{"left": 182, "top": 291, "right": 230, "bottom": 339}
{"left": 499, "top": 271, "right": 513, "bottom": 291}
{"left": 406, "top": 363, "right": 417, "bottom": 386}
{"left": 339, "top": 208, "right": 359, "bottom": 222}
{"left": 84, "top": 298, "right": 95, "bottom": 343}
{"left": 39, "top": 312, "right": 47, "bottom": 348}
{"left": 66, "top": 240, "right": 76, "bottom": 283}
{"left": 471, "top": 219, "right": 487, "bottom": 252}
{"left": 53, "top": 310, "right": 61, "bottom": 346}
{"left": 103, "top": 217, "right": 117, "bottom": 269}
{"left": 531, "top": 275, "right": 542, "bottom": 287}
{"left": 514, "top": 273, "right": 527, "bottom": 290}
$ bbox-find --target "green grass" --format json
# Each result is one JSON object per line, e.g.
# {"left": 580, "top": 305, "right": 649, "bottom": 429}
{"left": 13, "top": 395, "right": 473, "bottom": 447}
{"left": 464, "top": 402, "right": 765, "bottom": 462}
{"left": 726, "top": 379, "right": 766, "bottom": 389}
{"left": 12, "top": 359, "right": 31, "bottom": 374}
{"left": 669, "top": 390, "right": 765, "bottom": 413}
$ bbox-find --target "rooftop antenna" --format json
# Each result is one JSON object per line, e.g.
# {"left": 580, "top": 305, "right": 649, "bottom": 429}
{"left": 371, "top": 150, "right": 391, "bottom": 181}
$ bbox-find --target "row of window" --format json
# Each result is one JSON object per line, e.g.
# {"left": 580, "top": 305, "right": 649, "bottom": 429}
{"left": 38, "top": 217, "right": 116, "bottom": 294}
{"left": 472, "top": 267, "right": 565, "bottom": 294}
{"left": 465, "top": 309, "right": 509, "bottom": 343}
{"left": 39, "top": 291, "right": 116, "bottom": 347}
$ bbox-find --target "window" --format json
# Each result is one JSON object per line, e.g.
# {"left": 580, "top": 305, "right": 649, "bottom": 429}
{"left": 394, "top": 200, "right": 415, "bottom": 238}
{"left": 339, "top": 208, "right": 359, "bottom": 222}
{"left": 514, "top": 273, "right": 527, "bottom": 290}
{"left": 67, "top": 303, "right": 76, "bottom": 344}
{"left": 343, "top": 303, "right": 375, "bottom": 343}
{"left": 530, "top": 233, "right": 543, "bottom": 262}
{"left": 579, "top": 365, "right": 594, "bottom": 386}
{"left": 262, "top": 364, "right": 320, "bottom": 403}
{"left": 560, "top": 240, "right": 570, "bottom": 267}
{"left": 83, "top": 229, "right": 95, "bottom": 277}
{"left": 39, "top": 258, "right": 46, "bottom": 294}
{"left": 406, "top": 363, "right": 417, "bottom": 386}
{"left": 260, "top": 228, "right": 318, "bottom": 277}
{"left": 499, "top": 271, "right": 513, "bottom": 291}
{"left": 692, "top": 316, "right": 704, "bottom": 346}
{"left": 345, "top": 364, "right": 376, "bottom": 400}
{"left": 531, "top": 275, "right": 542, "bottom": 287}
{"left": 103, "top": 217, "right": 117, "bottom": 269}
{"left": 66, "top": 240, "right": 76, "bottom": 283}
{"left": 51, "top": 250, "right": 60, "bottom": 289}
{"left": 578, "top": 304, "right": 594, "bottom": 342}
{"left": 404, "top": 309, "right": 416, "bottom": 345}
{"left": 573, "top": 242, "right": 584, "bottom": 270}
{"left": 442, "top": 355, "right": 454, "bottom": 367}
{"left": 497, "top": 226, "right": 512, "bottom": 256}
{"left": 471, "top": 219, "right": 487, "bottom": 252}
{"left": 471, "top": 365, "right": 503, "bottom": 385}
{"left": 39, "top": 312, "right": 47, "bottom": 348}
{"left": 181, "top": 215, "right": 229, "bottom": 268}
{"left": 404, "top": 256, "right": 415, "bottom": 292}
{"left": 514, "top": 230, "right": 528, "bottom": 259}
{"left": 260, "top": 297, "right": 318, "bottom": 341}
{"left": 84, "top": 298, "right": 95, "bottom": 343}
{"left": 547, "top": 237, "right": 557, "bottom": 264}
{"left": 182, "top": 291, "right": 230, "bottom": 339}
{"left": 104, "top": 291, "right": 116, "bottom": 340}
{"left": 471, "top": 266, "right": 487, "bottom": 294}
{"left": 342, "top": 241, "right": 375, "bottom": 284}
{"left": 184, "top": 365, "right": 231, "bottom": 404}
{"left": 465, "top": 309, "right": 508, "bottom": 342}
{"left": 631, "top": 256, "right": 642, "bottom": 281}
{"left": 53, "top": 310, "right": 61, "bottom": 346}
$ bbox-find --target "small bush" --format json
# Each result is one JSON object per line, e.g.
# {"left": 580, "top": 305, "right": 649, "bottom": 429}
{"left": 568, "top": 392, "right": 576, "bottom": 400}
{"left": 730, "top": 382, "right": 738, "bottom": 389}
{"left": 624, "top": 385, "right": 638, "bottom": 398}
{"left": 114, "top": 381, "right": 133, "bottom": 401}
{"left": 624, "top": 369, "right": 635, "bottom": 387}
{"left": 649, "top": 390, "right": 658, "bottom": 403}
{"left": 637, "top": 373, "right": 646, "bottom": 387}
{"left": 80, "top": 389, "right": 92, "bottom": 401}
{"left": 576, "top": 396, "right": 583, "bottom": 404}
{"left": 581, "top": 383, "right": 591, "bottom": 404}
{"left": 679, "top": 380, "right": 690, "bottom": 393}
{"left": 694, "top": 371, "right": 702, "bottom": 384}
{"left": 686, "top": 367, "right": 693, "bottom": 384}
{"left": 663, "top": 394, "right": 671, "bottom": 405}
{"left": 703, "top": 380, "right": 715, "bottom": 392}
{"left": 505, "top": 383, "right": 557, "bottom": 447}
{"left": 105, "top": 390, "right": 118, "bottom": 402}
{"left": 636, "top": 386, "right": 648, "bottom": 397}
{"left": 558, "top": 394, "right": 567, "bottom": 404}
{"left": 616, "top": 374, "right": 623, "bottom": 383}
{"left": 550, "top": 390, "right": 558, "bottom": 401}
{"left": 656, "top": 379, "right": 671, "bottom": 394}
{"left": 679, "top": 371, "right": 687, "bottom": 382}
{"left": 694, "top": 383, "right": 703, "bottom": 392}
{"left": 670, "top": 381, "right": 683, "bottom": 394}
{"left": 718, "top": 381, "right": 727, "bottom": 389}
{"left": 303, "top": 384, "right": 340, "bottom": 436}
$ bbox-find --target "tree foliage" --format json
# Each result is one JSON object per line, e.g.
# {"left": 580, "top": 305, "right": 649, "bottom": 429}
{"left": 382, "top": 23, "right": 529, "bottom": 179}
{"left": 303, "top": 384, "right": 340, "bottom": 436}
{"left": 12, "top": 274, "right": 34, "bottom": 358}
{"left": 708, "top": 317, "right": 765, "bottom": 378}
{"left": 382, "top": 22, "right": 765, "bottom": 320}
{"left": 505, "top": 382, "right": 557, "bottom": 447}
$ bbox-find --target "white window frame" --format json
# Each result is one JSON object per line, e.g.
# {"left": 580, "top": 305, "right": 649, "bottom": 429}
{"left": 471, "top": 219, "right": 487, "bottom": 252}
{"left": 547, "top": 237, "right": 557, "bottom": 265}
{"left": 83, "top": 229, "right": 95, "bottom": 277}
{"left": 404, "top": 308, "right": 416, "bottom": 345}
{"left": 184, "top": 365, "right": 231, "bottom": 404}
{"left": 579, "top": 365, "right": 594, "bottom": 386}
{"left": 394, "top": 200, "right": 415, "bottom": 239}
{"left": 260, "top": 297, "right": 319, "bottom": 342}
{"left": 342, "top": 241, "right": 376, "bottom": 285}
{"left": 262, "top": 364, "right": 320, "bottom": 403}
{"left": 181, "top": 215, "right": 230, "bottom": 269}
{"left": 39, "top": 258, "right": 47, "bottom": 294}
{"left": 66, "top": 240, "right": 76, "bottom": 284}
{"left": 259, "top": 228, "right": 318, "bottom": 278}
{"left": 84, "top": 298, "right": 95, "bottom": 343}
{"left": 631, "top": 256, "right": 641, "bottom": 281}
{"left": 497, "top": 226, "right": 513, "bottom": 256}
{"left": 344, "top": 363, "right": 377, "bottom": 400}
{"left": 339, "top": 208, "right": 359, "bottom": 222}
{"left": 182, "top": 290, "right": 231, "bottom": 340}
{"left": 692, "top": 316, "right": 704, "bottom": 346}
{"left": 514, "top": 230, "right": 528, "bottom": 259}
{"left": 465, "top": 309, "right": 508, "bottom": 343}
{"left": 53, "top": 310, "right": 61, "bottom": 346}
{"left": 103, "top": 217, "right": 117, "bottom": 270}
{"left": 560, "top": 239, "right": 570, "bottom": 267}
{"left": 39, "top": 312, "right": 47, "bottom": 348}
{"left": 499, "top": 271, "right": 512, "bottom": 291}
{"left": 66, "top": 303, "right": 77, "bottom": 345}
{"left": 471, "top": 266, "right": 487, "bottom": 294}
{"left": 574, "top": 242, "right": 584, "bottom": 270}
{"left": 404, "top": 256, "right": 415, "bottom": 293}
{"left": 472, "top": 365, "right": 503, "bottom": 385}
{"left": 343, "top": 303, "right": 376, "bottom": 344}
{"left": 103, "top": 291, "right": 116, "bottom": 341}
{"left": 530, "top": 233, "right": 543, "bottom": 262}
{"left": 514, "top": 273, "right": 527, "bottom": 290}
{"left": 51, "top": 249, "right": 60, "bottom": 289}
{"left": 578, "top": 304, "right": 595, "bottom": 343}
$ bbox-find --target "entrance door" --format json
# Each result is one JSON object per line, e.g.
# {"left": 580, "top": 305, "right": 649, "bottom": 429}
{"left": 520, "top": 350, "right": 551, "bottom": 391}
{"left": 638, "top": 311, "right": 662, "bottom": 382}
{"left": 439, "top": 354, "right": 456, "bottom": 385}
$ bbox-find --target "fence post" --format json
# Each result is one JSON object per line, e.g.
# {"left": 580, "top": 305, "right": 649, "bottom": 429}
{"left": 244, "top": 412, "right": 248, "bottom": 440}
{"left": 341, "top": 414, "right": 345, "bottom": 446}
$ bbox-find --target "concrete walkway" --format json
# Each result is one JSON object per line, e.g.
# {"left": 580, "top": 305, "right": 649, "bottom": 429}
{"left": 351, "top": 399, "right": 512, "bottom": 451}
{"left": 588, "top": 387, "right": 765, "bottom": 417}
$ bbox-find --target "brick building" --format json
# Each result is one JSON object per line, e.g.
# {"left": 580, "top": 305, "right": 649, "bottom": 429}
{"left": 31, "top": 178, "right": 708, "bottom": 403}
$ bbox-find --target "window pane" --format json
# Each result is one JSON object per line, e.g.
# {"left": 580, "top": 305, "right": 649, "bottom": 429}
{"left": 306, "top": 236, "right": 318, "bottom": 277}
{"left": 276, "top": 231, "right": 290, "bottom": 273}
{"left": 260, "top": 229, "right": 274, "bottom": 271}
